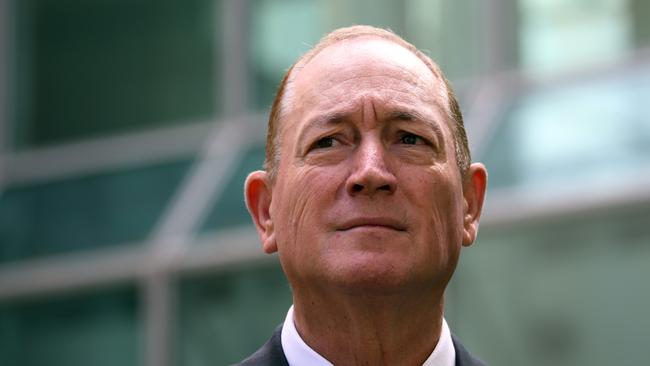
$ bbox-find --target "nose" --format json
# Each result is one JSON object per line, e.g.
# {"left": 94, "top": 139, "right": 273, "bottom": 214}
{"left": 346, "top": 138, "right": 397, "bottom": 196}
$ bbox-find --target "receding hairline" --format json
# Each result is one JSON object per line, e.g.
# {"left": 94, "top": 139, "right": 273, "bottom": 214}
{"left": 281, "top": 35, "right": 448, "bottom": 120}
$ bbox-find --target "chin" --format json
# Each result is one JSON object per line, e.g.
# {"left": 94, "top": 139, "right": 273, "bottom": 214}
{"left": 329, "top": 250, "right": 458, "bottom": 297}
{"left": 327, "top": 255, "right": 427, "bottom": 295}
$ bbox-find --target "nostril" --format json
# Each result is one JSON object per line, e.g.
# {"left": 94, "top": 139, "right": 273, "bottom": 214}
{"left": 378, "top": 184, "right": 391, "bottom": 191}
{"left": 352, "top": 184, "right": 364, "bottom": 192}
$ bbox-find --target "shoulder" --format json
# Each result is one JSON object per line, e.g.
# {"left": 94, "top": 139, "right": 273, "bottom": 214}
{"left": 232, "top": 325, "right": 289, "bottom": 366}
{"left": 451, "top": 333, "right": 488, "bottom": 366}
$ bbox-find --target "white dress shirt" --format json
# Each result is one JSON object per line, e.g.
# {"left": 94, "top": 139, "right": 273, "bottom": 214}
{"left": 281, "top": 305, "right": 455, "bottom": 366}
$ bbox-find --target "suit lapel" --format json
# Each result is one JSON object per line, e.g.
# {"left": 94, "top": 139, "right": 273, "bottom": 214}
{"left": 451, "top": 333, "right": 487, "bottom": 366}
{"left": 234, "top": 325, "right": 289, "bottom": 366}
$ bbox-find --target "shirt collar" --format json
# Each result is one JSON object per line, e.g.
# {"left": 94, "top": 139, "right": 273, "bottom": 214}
{"left": 281, "top": 305, "right": 333, "bottom": 366}
{"left": 280, "top": 305, "right": 455, "bottom": 366}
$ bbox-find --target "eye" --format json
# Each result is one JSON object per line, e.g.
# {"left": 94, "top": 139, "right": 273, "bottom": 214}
{"left": 399, "top": 133, "right": 425, "bottom": 145}
{"left": 314, "top": 136, "right": 338, "bottom": 149}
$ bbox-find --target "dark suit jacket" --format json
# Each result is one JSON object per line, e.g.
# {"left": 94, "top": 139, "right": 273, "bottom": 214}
{"left": 235, "top": 325, "right": 487, "bottom": 366}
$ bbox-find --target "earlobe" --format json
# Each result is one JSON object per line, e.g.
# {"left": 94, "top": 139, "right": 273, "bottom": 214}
{"left": 461, "top": 163, "right": 488, "bottom": 247}
{"left": 244, "top": 171, "right": 277, "bottom": 253}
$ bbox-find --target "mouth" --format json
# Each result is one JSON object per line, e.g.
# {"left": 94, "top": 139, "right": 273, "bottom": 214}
{"left": 337, "top": 217, "right": 407, "bottom": 232}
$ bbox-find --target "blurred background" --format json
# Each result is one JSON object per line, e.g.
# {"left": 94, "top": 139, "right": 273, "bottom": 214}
{"left": 0, "top": 0, "right": 649, "bottom": 365}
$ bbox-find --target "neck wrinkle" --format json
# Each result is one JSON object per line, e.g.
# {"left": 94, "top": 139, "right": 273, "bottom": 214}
{"left": 291, "top": 290, "right": 445, "bottom": 366}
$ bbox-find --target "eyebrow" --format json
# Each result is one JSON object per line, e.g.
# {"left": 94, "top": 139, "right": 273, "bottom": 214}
{"left": 310, "top": 111, "right": 347, "bottom": 127}
{"left": 386, "top": 110, "right": 445, "bottom": 138}
{"left": 295, "top": 112, "right": 346, "bottom": 145}
{"left": 296, "top": 109, "right": 445, "bottom": 145}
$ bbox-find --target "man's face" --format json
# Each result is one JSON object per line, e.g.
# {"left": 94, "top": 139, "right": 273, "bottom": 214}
{"left": 252, "top": 38, "right": 481, "bottom": 295}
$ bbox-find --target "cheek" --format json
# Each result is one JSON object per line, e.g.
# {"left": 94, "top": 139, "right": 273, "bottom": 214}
{"left": 273, "top": 166, "right": 342, "bottom": 245}
{"left": 404, "top": 165, "right": 465, "bottom": 240}
{"left": 411, "top": 168, "right": 464, "bottom": 279}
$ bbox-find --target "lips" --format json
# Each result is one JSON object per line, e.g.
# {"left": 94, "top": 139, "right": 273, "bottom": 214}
{"left": 337, "top": 217, "right": 407, "bottom": 231}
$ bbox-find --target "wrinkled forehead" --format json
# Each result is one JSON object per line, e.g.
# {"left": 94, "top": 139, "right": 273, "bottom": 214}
{"left": 301, "top": 39, "right": 441, "bottom": 101}
{"left": 279, "top": 37, "right": 450, "bottom": 134}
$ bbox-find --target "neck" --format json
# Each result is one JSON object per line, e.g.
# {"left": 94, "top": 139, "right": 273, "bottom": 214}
{"left": 292, "top": 288, "right": 445, "bottom": 366}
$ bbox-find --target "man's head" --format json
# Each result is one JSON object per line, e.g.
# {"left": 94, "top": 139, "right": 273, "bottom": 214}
{"left": 265, "top": 25, "right": 471, "bottom": 183}
{"left": 245, "top": 26, "right": 487, "bottom": 297}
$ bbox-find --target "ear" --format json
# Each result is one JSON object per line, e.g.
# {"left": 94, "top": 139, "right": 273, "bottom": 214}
{"left": 461, "top": 163, "right": 488, "bottom": 247}
{"left": 244, "top": 170, "right": 277, "bottom": 253}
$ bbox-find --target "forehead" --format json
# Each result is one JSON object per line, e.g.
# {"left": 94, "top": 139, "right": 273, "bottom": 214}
{"left": 303, "top": 39, "right": 439, "bottom": 98}
{"left": 282, "top": 38, "right": 449, "bottom": 132}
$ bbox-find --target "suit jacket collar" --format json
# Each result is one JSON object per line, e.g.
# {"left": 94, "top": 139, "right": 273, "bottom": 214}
{"left": 451, "top": 333, "right": 487, "bottom": 366}
{"left": 235, "top": 325, "right": 288, "bottom": 366}
{"left": 235, "top": 325, "right": 487, "bottom": 366}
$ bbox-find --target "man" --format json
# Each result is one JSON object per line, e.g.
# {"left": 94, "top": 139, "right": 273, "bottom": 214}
{"left": 240, "top": 25, "right": 488, "bottom": 366}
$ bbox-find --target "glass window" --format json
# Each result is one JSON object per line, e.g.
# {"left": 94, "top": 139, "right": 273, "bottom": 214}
{"left": 249, "top": 0, "right": 327, "bottom": 110}
{"left": 447, "top": 204, "right": 650, "bottom": 366}
{"left": 0, "top": 286, "right": 140, "bottom": 366}
{"left": 519, "top": 0, "right": 633, "bottom": 75}
{"left": 12, "top": 0, "right": 218, "bottom": 149}
{"left": 248, "top": 0, "right": 484, "bottom": 110}
{"left": 631, "top": 0, "right": 650, "bottom": 47}
{"left": 0, "top": 158, "right": 192, "bottom": 263}
{"left": 199, "top": 144, "right": 265, "bottom": 232}
{"left": 176, "top": 263, "right": 292, "bottom": 366}
{"left": 405, "top": 0, "right": 487, "bottom": 79}
{"left": 483, "top": 64, "right": 650, "bottom": 192}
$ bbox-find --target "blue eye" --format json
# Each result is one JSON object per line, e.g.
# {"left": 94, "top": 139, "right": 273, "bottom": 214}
{"left": 400, "top": 134, "right": 420, "bottom": 145}
{"left": 315, "top": 137, "right": 335, "bottom": 148}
